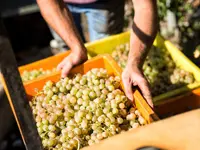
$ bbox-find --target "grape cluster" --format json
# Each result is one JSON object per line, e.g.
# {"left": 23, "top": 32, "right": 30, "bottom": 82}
{"left": 111, "top": 43, "right": 195, "bottom": 96}
{"left": 30, "top": 68, "right": 145, "bottom": 150}
{"left": 21, "top": 68, "right": 56, "bottom": 82}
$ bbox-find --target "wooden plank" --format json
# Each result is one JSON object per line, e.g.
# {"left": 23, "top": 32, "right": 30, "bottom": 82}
{"left": 0, "top": 18, "right": 42, "bottom": 150}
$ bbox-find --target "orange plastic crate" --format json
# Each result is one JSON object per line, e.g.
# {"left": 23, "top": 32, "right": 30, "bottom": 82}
{"left": 24, "top": 54, "right": 159, "bottom": 123}
{"left": 18, "top": 51, "right": 71, "bottom": 75}
{"left": 155, "top": 88, "right": 200, "bottom": 118}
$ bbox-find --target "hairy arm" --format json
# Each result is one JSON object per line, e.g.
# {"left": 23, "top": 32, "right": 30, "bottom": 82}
{"left": 36, "top": 0, "right": 87, "bottom": 77}
{"left": 37, "top": 0, "right": 86, "bottom": 53}
{"left": 129, "top": 0, "right": 158, "bottom": 68}
{"left": 122, "top": 0, "right": 158, "bottom": 107}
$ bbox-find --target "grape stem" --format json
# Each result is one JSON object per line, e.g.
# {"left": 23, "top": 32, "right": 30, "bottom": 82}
{"left": 75, "top": 137, "right": 80, "bottom": 150}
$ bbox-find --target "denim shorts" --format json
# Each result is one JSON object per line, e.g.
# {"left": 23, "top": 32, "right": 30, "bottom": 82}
{"left": 50, "top": 1, "right": 125, "bottom": 42}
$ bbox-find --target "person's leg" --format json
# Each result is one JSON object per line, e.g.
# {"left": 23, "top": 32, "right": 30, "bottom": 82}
{"left": 67, "top": 4, "right": 86, "bottom": 43}
{"left": 85, "top": 1, "right": 125, "bottom": 41}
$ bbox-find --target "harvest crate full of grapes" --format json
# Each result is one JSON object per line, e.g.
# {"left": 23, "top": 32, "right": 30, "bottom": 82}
{"left": 23, "top": 55, "right": 158, "bottom": 149}
{"left": 18, "top": 31, "right": 200, "bottom": 105}
{"left": 86, "top": 31, "right": 200, "bottom": 104}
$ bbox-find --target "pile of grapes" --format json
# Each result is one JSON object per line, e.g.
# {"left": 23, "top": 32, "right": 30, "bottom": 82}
{"left": 21, "top": 68, "right": 56, "bottom": 82}
{"left": 111, "top": 44, "right": 195, "bottom": 97}
{"left": 30, "top": 68, "right": 145, "bottom": 150}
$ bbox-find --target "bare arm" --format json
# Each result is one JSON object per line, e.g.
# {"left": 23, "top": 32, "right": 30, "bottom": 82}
{"left": 36, "top": 0, "right": 87, "bottom": 77}
{"left": 122, "top": 0, "right": 158, "bottom": 107}
{"left": 129, "top": 0, "right": 158, "bottom": 67}
{"left": 37, "top": 0, "right": 85, "bottom": 53}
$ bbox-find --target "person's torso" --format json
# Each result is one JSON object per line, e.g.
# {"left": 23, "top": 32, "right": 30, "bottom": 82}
{"left": 63, "top": 0, "right": 99, "bottom": 4}
{"left": 64, "top": 0, "right": 124, "bottom": 9}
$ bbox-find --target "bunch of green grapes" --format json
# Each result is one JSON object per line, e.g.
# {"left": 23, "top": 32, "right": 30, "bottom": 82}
{"left": 21, "top": 68, "right": 57, "bottom": 82}
{"left": 30, "top": 68, "right": 145, "bottom": 150}
{"left": 111, "top": 43, "right": 195, "bottom": 96}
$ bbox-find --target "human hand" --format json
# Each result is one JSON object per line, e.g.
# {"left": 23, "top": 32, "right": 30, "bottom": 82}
{"left": 57, "top": 49, "right": 88, "bottom": 78}
{"left": 122, "top": 64, "right": 153, "bottom": 108}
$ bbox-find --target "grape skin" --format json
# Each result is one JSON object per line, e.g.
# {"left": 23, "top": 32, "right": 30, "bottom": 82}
{"left": 21, "top": 68, "right": 57, "bottom": 82}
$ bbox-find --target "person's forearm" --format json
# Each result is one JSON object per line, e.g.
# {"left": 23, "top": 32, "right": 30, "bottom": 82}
{"left": 129, "top": 0, "right": 158, "bottom": 68}
{"left": 37, "top": 0, "right": 86, "bottom": 53}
